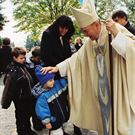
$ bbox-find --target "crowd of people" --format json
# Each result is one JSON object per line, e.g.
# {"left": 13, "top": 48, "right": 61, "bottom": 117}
{"left": 0, "top": 0, "right": 135, "bottom": 135}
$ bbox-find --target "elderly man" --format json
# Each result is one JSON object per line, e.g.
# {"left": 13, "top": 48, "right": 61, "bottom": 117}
{"left": 41, "top": 0, "right": 135, "bottom": 135}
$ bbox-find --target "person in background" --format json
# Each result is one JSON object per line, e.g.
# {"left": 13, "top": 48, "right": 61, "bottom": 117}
{"left": 26, "top": 48, "right": 30, "bottom": 53}
{"left": 74, "top": 37, "right": 83, "bottom": 51}
{"left": 40, "top": 15, "right": 82, "bottom": 135}
{"left": 26, "top": 46, "right": 44, "bottom": 131}
{"left": 40, "top": 0, "right": 135, "bottom": 135}
{"left": 112, "top": 10, "right": 135, "bottom": 35}
{"left": 69, "top": 37, "right": 77, "bottom": 54}
{"left": 0, "top": 37, "right": 12, "bottom": 75}
{"left": 32, "top": 65, "right": 69, "bottom": 135}
{"left": 1, "top": 47, "right": 37, "bottom": 135}
{"left": 26, "top": 46, "right": 41, "bottom": 85}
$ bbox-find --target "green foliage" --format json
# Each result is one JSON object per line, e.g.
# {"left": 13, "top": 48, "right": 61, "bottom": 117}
{"left": 25, "top": 34, "right": 40, "bottom": 50}
{"left": 95, "top": 0, "right": 121, "bottom": 20}
{"left": 95, "top": 0, "right": 135, "bottom": 25}
{"left": 0, "top": 36, "right": 3, "bottom": 46}
{"left": 0, "top": 13, "right": 4, "bottom": 30}
{"left": 0, "top": 0, "right": 6, "bottom": 30}
{"left": 73, "top": 21, "right": 83, "bottom": 39}
{"left": 12, "top": 0, "right": 80, "bottom": 40}
{"left": 121, "top": 0, "right": 135, "bottom": 25}
{"left": 12, "top": 0, "right": 135, "bottom": 41}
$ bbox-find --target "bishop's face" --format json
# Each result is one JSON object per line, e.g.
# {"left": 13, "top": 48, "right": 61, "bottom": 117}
{"left": 81, "top": 21, "right": 101, "bottom": 41}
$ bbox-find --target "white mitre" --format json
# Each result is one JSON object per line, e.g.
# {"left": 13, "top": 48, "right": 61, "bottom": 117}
{"left": 71, "top": 0, "right": 99, "bottom": 28}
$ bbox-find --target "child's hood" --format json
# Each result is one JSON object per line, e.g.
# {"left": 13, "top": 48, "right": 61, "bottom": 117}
{"left": 32, "top": 78, "right": 68, "bottom": 97}
{"left": 32, "top": 83, "right": 45, "bottom": 97}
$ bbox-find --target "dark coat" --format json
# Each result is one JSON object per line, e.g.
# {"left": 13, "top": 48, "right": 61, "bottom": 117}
{"left": 125, "top": 22, "right": 135, "bottom": 35}
{"left": 75, "top": 42, "right": 83, "bottom": 51}
{"left": 26, "top": 57, "right": 41, "bottom": 85}
{"left": 1, "top": 61, "right": 34, "bottom": 109}
{"left": 40, "top": 29, "right": 72, "bottom": 79}
{"left": 0, "top": 45, "right": 12, "bottom": 73}
{"left": 40, "top": 29, "right": 72, "bottom": 67}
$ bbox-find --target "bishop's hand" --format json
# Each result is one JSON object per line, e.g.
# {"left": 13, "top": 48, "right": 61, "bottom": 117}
{"left": 106, "top": 19, "right": 119, "bottom": 37}
{"left": 41, "top": 66, "right": 59, "bottom": 74}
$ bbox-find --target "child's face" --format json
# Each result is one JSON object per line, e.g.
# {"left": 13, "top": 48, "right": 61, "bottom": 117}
{"left": 32, "top": 56, "right": 41, "bottom": 64}
{"left": 13, "top": 54, "right": 26, "bottom": 64}
{"left": 43, "top": 79, "right": 54, "bottom": 89}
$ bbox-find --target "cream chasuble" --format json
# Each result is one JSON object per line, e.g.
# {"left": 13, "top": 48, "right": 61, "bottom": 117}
{"left": 57, "top": 22, "right": 135, "bottom": 135}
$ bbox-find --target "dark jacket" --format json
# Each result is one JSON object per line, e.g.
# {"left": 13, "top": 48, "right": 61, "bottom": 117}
{"left": 32, "top": 78, "right": 69, "bottom": 130}
{"left": 75, "top": 42, "right": 83, "bottom": 51}
{"left": 40, "top": 29, "right": 72, "bottom": 67}
{"left": 0, "top": 45, "right": 12, "bottom": 73}
{"left": 1, "top": 61, "right": 34, "bottom": 109}
{"left": 25, "top": 57, "right": 41, "bottom": 85}
{"left": 125, "top": 22, "right": 135, "bottom": 35}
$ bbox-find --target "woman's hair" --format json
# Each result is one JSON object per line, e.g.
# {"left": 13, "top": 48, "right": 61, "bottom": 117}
{"left": 49, "top": 15, "right": 75, "bottom": 38}
{"left": 12, "top": 47, "right": 26, "bottom": 58}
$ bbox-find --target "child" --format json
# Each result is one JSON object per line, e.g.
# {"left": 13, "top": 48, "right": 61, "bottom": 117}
{"left": 32, "top": 65, "right": 69, "bottom": 135}
{"left": 26, "top": 46, "right": 41, "bottom": 85}
{"left": 1, "top": 47, "right": 37, "bottom": 135}
{"left": 26, "top": 46, "right": 44, "bottom": 131}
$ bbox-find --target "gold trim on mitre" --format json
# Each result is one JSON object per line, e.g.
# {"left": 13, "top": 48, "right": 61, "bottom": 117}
{"left": 71, "top": 0, "right": 98, "bottom": 28}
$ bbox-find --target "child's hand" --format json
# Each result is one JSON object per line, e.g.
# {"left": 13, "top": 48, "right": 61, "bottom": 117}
{"left": 45, "top": 123, "right": 52, "bottom": 129}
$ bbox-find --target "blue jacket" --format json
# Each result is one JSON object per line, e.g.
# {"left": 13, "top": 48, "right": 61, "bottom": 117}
{"left": 32, "top": 78, "right": 69, "bottom": 130}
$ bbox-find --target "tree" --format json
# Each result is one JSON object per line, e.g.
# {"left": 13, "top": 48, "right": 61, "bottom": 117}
{"left": 0, "top": 0, "right": 6, "bottom": 30}
{"left": 121, "top": 0, "right": 135, "bottom": 25}
{"left": 95, "top": 0, "right": 135, "bottom": 25}
{"left": 95, "top": 0, "right": 122, "bottom": 20}
{"left": 12, "top": 0, "right": 135, "bottom": 40}
{"left": 0, "top": 13, "right": 4, "bottom": 30}
{"left": 11, "top": 0, "right": 80, "bottom": 40}
{"left": 25, "top": 34, "right": 40, "bottom": 50}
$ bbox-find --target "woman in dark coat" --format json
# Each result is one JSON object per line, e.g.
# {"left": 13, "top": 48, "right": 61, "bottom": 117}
{"left": 40, "top": 15, "right": 74, "bottom": 79}
{"left": 40, "top": 15, "right": 82, "bottom": 135}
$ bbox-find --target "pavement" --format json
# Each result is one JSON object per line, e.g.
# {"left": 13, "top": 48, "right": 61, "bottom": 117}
{"left": 0, "top": 75, "right": 97, "bottom": 135}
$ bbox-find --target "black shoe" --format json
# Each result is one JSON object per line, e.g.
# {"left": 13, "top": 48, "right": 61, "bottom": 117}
{"left": 33, "top": 125, "right": 44, "bottom": 131}
{"left": 64, "top": 132, "right": 70, "bottom": 135}
{"left": 74, "top": 125, "right": 82, "bottom": 135}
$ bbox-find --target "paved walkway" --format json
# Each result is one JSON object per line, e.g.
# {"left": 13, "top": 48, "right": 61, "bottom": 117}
{"left": 0, "top": 75, "right": 96, "bottom": 135}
